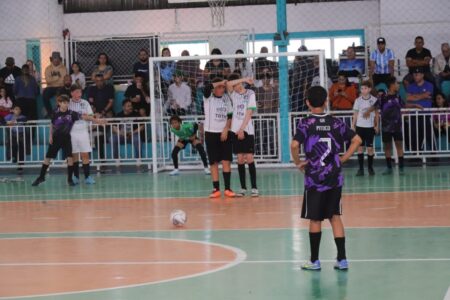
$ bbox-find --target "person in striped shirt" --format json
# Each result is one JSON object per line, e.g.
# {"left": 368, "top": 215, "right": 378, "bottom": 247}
{"left": 227, "top": 73, "right": 258, "bottom": 197}
{"left": 369, "top": 37, "right": 395, "bottom": 87}
{"left": 69, "top": 84, "right": 106, "bottom": 185}
{"left": 169, "top": 115, "right": 210, "bottom": 176}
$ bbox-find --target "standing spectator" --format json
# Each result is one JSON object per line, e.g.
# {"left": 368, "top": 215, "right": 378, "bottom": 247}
{"left": 5, "top": 105, "right": 27, "bottom": 171}
{"left": 166, "top": 71, "right": 192, "bottom": 116}
{"left": 406, "top": 67, "right": 435, "bottom": 152}
{"left": 204, "top": 48, "right": 231, "bottom": 81}
{"left": 70, "top": 62, "right": 86, "bottom": 91}
{"left": 133, "top": 49, "right": 150, "bottom": 82}
{"left": 404, "top": 36, "right": 434, "bottom": 86}
{"left": 13, "top": 64, "right": 39, "bottom": 121}
{"left": 57, "top": 75, "right": 72, "bottom": 98}
{"left": 0, "top": 57, "right": 22, "bottom": 100}
{"left": 0, "top": 86, "right": 13, "bottom": 119}
{"left": 234, "top": 49, "right": 253, "bottom": 79}
{"left": 290, "top": 45, "right": 314, "bottom": 111}
{"left": 370, "top": 37, "right": 395, "bottom": 87}
{"left": 124, "top": 72, "right": 149, "bottom": 116}
{"left": 339, "top": 46, "right": 364, "bottom": 83}
{"left": 26, "top": 59, "right": 41, "bottom": 84}
{"left": 91, "top": 53, "right": 114, "bottom": 86}
{"left": 88, "top": 74, "right": 114, "bottom": 118}
{"left": 158, "top": 48, "right": 176, "bottom": 100}
{"left": 328, "top": 73, "right": 358, "bottom": 110}
{"left": 255, "top": 69, "right": 279, "bottom": 113}
{"left": 254, "top": 47, "right": 279, "bottom": 82}
{"left": 433, "top": 43, "right": 450, "bottom": 90}
{"left": 43, "top": 52, "right": 67, "bottom": 116}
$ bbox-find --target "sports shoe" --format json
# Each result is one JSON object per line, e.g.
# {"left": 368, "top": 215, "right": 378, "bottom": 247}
{"left": 334, "top": 259, "right": 349, "bottom": 270}
{"left": 67, "top": 180, "right": 76, "bottom": 187}
{"left": 84, "top": 176, "right": 96, "bottom": 184}
{"left": 169, "top": 169, "right": 180, "bottom": 176}
{"left": 368, "top": 168, "right": 375, "bottom": 176}
{"left": 209, "top": 189, "right": 221, "bottom": 198}
{"left": 31, "top": 177, "right": 45, "bottom": 186}
{"left": 382, "top": 168, "right": 393, "bottom": 175}
{"left": 398, "top": 167, "right": 405, "bottom": 175}
{"left": 355, "top": 169, "right": 364, "bottom": 176}
{"left": 301, "top": 260, "right": 321, "bottom": 271}
{"left": 204, "top": 168, "right": 211, "bottom": 175}
{"left": 235, "top": 189, "right": 247, "bottom": 197}
{"left": 224, "top": 189, "right": 236, "bottom": 198}
{"left": 72, "top": 176, "right": 80, "bottom": 185}
{"left": 251, "top": 188, "right": 259, "bottom": 197}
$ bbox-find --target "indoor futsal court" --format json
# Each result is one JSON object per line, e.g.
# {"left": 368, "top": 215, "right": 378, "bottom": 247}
{"left": 1, "top": 167, "right": 450, "bottom": 299}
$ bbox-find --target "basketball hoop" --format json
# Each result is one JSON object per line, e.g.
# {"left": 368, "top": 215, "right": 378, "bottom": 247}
{"left": 208, "top": 0, "right": 226, "bottom": 27}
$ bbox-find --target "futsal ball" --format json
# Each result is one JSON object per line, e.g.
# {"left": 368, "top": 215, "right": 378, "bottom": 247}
{"left": 170, "top": 209, "right": 187, "bottom": 227}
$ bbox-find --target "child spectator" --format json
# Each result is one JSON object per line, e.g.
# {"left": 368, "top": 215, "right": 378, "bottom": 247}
{"left": 433, "top": 92, "right": 450, "bottom": 144}
{"left": 70, "top": 62, "right": 86, "bottom": 91}
{"left": 0, "top": 86, "right": 13, "bottom": 119}
{"left": 5, "top": 105, "right": 28, "bottom": 171}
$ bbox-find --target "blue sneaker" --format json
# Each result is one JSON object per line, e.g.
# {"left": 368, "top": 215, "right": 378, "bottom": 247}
{"left": 84, "top": 176, "right": 96, "bottom": 184}
{"left": 334, "top": 259, "right": 349, "bottom": 270}
{"left": 72, "top": 176, "right": 80, "bottom": 185}
{"left": 301, "top": 260, "right": 321, "bottom": 271}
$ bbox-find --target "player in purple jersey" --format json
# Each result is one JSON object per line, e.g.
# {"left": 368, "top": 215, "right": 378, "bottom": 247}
{"left": 291, "top": 86, "right": 361, "bottom": 271}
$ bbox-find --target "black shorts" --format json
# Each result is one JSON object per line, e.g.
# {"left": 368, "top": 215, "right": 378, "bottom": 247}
{"left": 301, "top": 187, "right": 342, "bottom": 221}
{"left": 178, "top": 124, "right": 199, "bottom": 148}
{"left": 356, "top": 127, "right": 375, "bottom": 147}
{"left": 231, "top": 131, "right": 255, "bottom": 154}
{"left": 382, "top": 131, "right": 403, "bottom": 143}
{"left": 46, "top": 135, "right": 72, "bottom": 159}
{"left": 205, "top": 131, "right": 233, "bottom": 164}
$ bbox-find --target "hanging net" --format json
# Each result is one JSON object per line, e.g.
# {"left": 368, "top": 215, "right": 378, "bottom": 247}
{"left": 208, "top": 0, "right": 226, "bottom": 27}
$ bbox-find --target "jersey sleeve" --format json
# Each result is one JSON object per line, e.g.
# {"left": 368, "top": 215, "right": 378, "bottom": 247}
{"left": 248, "top": 92, "right": 257, "bottom": 111}
{"left": 370, "top": 50, "right": 376, "bottom": 62}
{"left": 293, "top": 119, "right": 307, "bottom": 144}
{"left": 353, "top": 99, "right": 360, "bottom": 111}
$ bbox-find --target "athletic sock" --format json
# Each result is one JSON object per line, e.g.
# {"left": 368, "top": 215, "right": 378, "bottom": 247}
{"left": 385, "top": 157, "right": 392, "bottom": 169}
{"left": 357, "top": 153, "right": 364, "bottom": 170}
{"left": 334, "top": 237, "right": 347, "bottom": 261}
{"left": 39, "top": 164, "right": 49, "bottom": 179}
{"left": 223, "top": 171, "right": 231, "bottom": 190}
{"left": 309, "top": 232, "right": 322, "bottom": 262}
{"left": 238, "top": 164, "right": 246, "bottom": 189}
{"left": 248, "top": 162, "right": 257, "bottom": 189}
{"left": 195, "top": 144, "right": 208, "bottom": 168}
{"left": 67, "top": 165, "right": 74, "bottom": 182}
{"left": 367, "top": 154, "right": 374, "bottom": 169}
{"left": 399, "top": 156, "right": 404, "bottom": 168}
{"left": 213, "top": 181, "right": 220, "bottom": 191}
{"left": 171, "top": 146, "right": 181, "bottom": 169}
{"left": 82, "top": 163, "right": 90, "bottom": 178}
{"left": 73, "top": 162, "right": 79, "bottom": 178}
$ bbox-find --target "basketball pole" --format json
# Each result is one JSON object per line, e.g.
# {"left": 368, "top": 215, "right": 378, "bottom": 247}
{"left": 275, "top": 0, "right": 290, "bottom": 163}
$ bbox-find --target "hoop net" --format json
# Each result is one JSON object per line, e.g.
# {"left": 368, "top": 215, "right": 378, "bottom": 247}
{"left": 208, "top": 0, "right": 226, "bottom": 27}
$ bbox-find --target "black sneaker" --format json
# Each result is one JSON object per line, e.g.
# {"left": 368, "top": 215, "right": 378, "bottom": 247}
{"left": 32, "top": 177, "right": 45, "bottom": 186}
{"left": 356, "top": 169, "right": 364, "bottom": 176}
{"left": 67, "top": 180, "right": 76, "bottom": 187}
{"left": 368, "top": 168, "right": 375, "bottom": 176}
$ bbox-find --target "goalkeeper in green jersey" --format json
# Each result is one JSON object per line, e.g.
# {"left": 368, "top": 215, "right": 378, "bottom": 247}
{"left": 169, "top": 115, "right": 210, "bottom": 176}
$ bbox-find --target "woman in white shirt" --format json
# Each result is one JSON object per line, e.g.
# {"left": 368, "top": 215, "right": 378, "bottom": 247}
{"left": 70, "top": 62, "right": 86, "bottom": 90}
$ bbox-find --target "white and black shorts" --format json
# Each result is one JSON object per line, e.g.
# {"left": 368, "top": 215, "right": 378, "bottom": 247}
{"left": 70, "top": 130, "right": 92, "bottom": 153}
{"left": 230, "top": 131, "right": 255, "bottom": 154}
{"left": 301, "top": 187, "right": 342, "bottom": 221}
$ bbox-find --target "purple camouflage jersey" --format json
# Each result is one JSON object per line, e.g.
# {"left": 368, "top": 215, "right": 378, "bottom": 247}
{"left": 294, "top": 114, "right": 356, "bottom": 192}
{"left": 376, "top": 94, "right": 404, "bottom": 133}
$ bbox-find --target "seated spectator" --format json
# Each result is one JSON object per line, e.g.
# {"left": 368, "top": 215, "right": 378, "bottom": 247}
{"left": 43, "top": 52, "right": 67, "bottom": 116}
{"left": 158, "top": 48, "right": 176, "bottom": 100}
{"left": 57, "top": 75, "right": 72, "bottom": 98}
{"left": 370, "top": 37, "right": 395, "bottom": 87}
{"left": 5, "top": 105, "right": 28, "bottom": 171}
{"left": 403, "top": 36, "right": 434, "bottom": 86}
{"left": 289, "top": 46, "right": 314, "bottom": 111}
{"left": 166, "top": 71, "right": 192, "bottom": 116}
{"left": 26, "top": 59, "right": 41, "bottom": 84}
{"left": 176, "top": 50, "right": 203, "bottom": 114}
{"left": 0, "top": 57, "right": 22, "bottom": 100}
{"left": 133, "top": 49, "right": 150, "bottom": 82}
{"left": 88, "top": 74, "right": 114, "bottom": 118}
{"left": 70, "top": 62, "right": 86, "bottom": 91}
{"left": 254, "top": 46, "right": 279, "bottom": 81}
{"left": 204, "top": 48, "right": 231, "bottom": 81}
{"left": 255, "top": 69, "right": 278, "bottom": 113}
{"left": 111, "top": 99, "right": 143, "bottom": 160}
{"left": 433, "top": 92, "right": 450, "bottom": 140}
{"left": 13, "top": 64, "right": 39, "bottom": 120}
{"left": 91, "top": 53, "right": 114, "bottom": 85}
{"left": 339, "top": 46, "right": 364, "bottom": 83}
{"left": 234, "top": 49, "right": 253, "bottom": 79}
{"left": 328, "top": 73, "right": 357, "bottom": 110}
{"left": 0, "top": 86, "right": 13, "bottom": 119}
{"left": 124, "top": 72, "right": 149, "bottom": 116}
{"left": 433, "top": 43, "right": 450, "bottom": 90}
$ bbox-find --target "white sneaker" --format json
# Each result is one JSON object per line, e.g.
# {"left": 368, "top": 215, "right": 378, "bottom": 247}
{"left": 251, "top": 188, "right": 259, "bottom": 197}
{"left": 204, "top": 168, "right": 211, "bottom": 175}
{"left": 169, "top": 169, "right": 180, "bottom": 176}
{"left": 235, "top": 189, "right": 247, "bottom": 197}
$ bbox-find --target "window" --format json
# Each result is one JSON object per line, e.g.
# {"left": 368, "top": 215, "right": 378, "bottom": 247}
{"left": 304, "top": 38, "right": 331, "bottom": 59}
{"left": 333, "top": 37, "right": 362, "bottom": 60}
{"left": 165, "top": 42, "right": 209, "bottom": 68}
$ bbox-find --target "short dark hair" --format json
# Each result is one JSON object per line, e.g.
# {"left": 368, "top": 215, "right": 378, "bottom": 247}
{"left": 227, "top": 72, "right": 241, "bottom": 81}
{"left": 211, "top": 77, "right": 224, "bottom": 84}
{"left": 134, "top": 72, "right": 145, "bottom": 78}
{"left": 306, "top": 86, "right": 328, "bottom": 108}
{"left": 122, "top": 98, "right": 132, "bottom": 106}
{"left": 57, "top": 94, "right": 70, "bottom": 103}
{"left": 169, "top": 115, "right": 182, "bottom": 123}
{"left": 361, "top": 80, "right": 372, "bottom": 88}
{"left": 139, "top": 48, "right": 149, "bottom": 55}
{"left": 70, "top": 84, "right": 82, "bottom": 92}
{"left": 415, "top": 36, "right": 424, "bottom": 42}
{"left": 211, "top": 48, "right": 222, "bottom": 55}
{"left": 386, "top": 76, "right": 397, "bottom": 89}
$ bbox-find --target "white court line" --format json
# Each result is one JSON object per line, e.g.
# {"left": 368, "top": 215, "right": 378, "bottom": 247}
{"left": 444, "top": 286, "right": 450, "bottom": 300}
{"left": 370, "top": 206, "right": 397, "bottom": 210}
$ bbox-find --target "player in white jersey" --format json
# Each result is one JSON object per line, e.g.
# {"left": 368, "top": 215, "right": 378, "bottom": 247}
{"left": 69, "top": 84, "right": 106, "bottom": 184}
{"left": 203, "top": 78, "right": 235, "bottom": 198}
{"left": 227, "top": 73, "right": 258, "bottom": 197}
{"left": 351, "top": 80, "right": 379, "bottom": 176}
